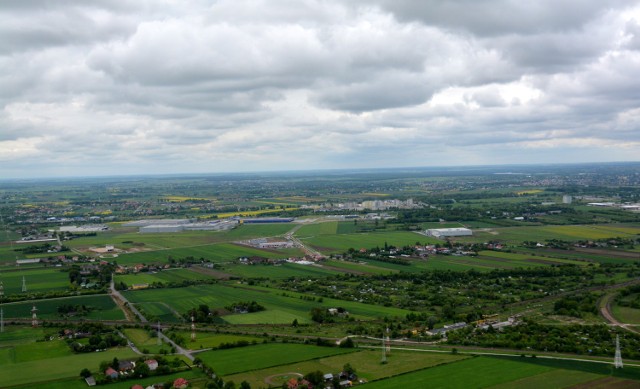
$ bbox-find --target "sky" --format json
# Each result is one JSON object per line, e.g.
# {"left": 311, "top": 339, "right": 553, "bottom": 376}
{"left": 2, "top": 1, "right": 640, "bottom": 178}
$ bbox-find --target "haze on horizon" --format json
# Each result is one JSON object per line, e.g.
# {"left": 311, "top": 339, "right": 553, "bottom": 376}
{"left": 2, "top": 1, "right": 640, "bottom": 179}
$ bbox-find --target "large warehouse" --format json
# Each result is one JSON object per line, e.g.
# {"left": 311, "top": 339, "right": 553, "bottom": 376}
{"left": 426, "top": 227, "right": 473, "bottom": 238}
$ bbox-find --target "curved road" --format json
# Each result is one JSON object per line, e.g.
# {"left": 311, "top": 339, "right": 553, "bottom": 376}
{"left": 600, "top": 292, "right": 640, "bottom": 334}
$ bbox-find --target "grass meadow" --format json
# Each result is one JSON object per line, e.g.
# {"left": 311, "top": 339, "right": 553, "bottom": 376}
{"left": 16, "top": 370, "right": 208, "bottom": 389}
{"left": 124, "top": 283, "right": 411, "bottom": 324}
{"left": 457, "top": 224, "right": 640, "bottom": 244}
{"left": 301, "top": 231, "right": 438, "bottom": 253}
{"left": 2, "top": 294, "right": 125, "bottom": 320}
{"left": 612, "top": 305, "right": 640, "bottom": 325}
{"left": 122, "top": 328, "right": 171, "bottom": 354}
{"left": 115, "top": 242, "right": 304, "bottom": 265}
{"left": 175, "top": 331, "right": 263, "bottom": 349}
{"left": 364, "top": 356, "right": 553, "bottom": 389}
{"left": 0, "top": 346, "right": 137, "bottom": 387}
{"left": 222, "top": 348, "right": 468, "bottom": 388}
{"left": 115, "top": 268, "right": 209, "bottom": 287}
{"left": 196, "top": 343, "right": 356, "bottom": 375}
{"left": 0, "top": 267, "right": 70, "bottom": 295}
{"left": 221, "top": 262, "right": 339, "bottom": 279}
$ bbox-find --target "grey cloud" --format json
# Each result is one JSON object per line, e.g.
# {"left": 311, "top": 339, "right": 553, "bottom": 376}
{"left": 1, "top": 0, "right": 640, "bottom": 178}
{"left": 313, "top": 72, "right": 435, "bottom": 112}
{"left": 364, "top": 1, "right": 632, "bottom": 36}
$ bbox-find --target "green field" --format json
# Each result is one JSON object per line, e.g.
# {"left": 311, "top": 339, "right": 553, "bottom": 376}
{"left": 366, "top": 355, "right": 640, "bottom": 388}
{"left": 365, "top": 356, "right": 552, "bottom": 388}
{"left": 0, "top": 346, "right": 138, "bottom": 387}
{"left": 115, "top": 242, "right": 304, "bottom": 265}
{"left": 490, "top": 369, "right": 604, "bottom": 389}
{"left": 2, "top": 294, "right": 125, "bottom": 320}
{"left": 296, "top": 222, "right": 339, "bottom": 237}
{"left": 66, "top": 224, "right": 293, "bottom": 249}
{"left": 302, "top": 231, "right": 438, "bottom": 253}
{"left": 175, "top": 331, "right": 262, "bottom": 349}
{"left": 512, "top": 247, "right": 637, "bottom": 265}
{"left": 17, "top": 370, "right": 208, "bottom": 389}
{"left": 223, "top": 348, "right": 468, "bottom": 388}
{"left": 124, "top": 283, "right": 411, "bottom": 324}
{"left": 458, "top": 224, "right": 640, "bottom": 244}
{"left": 612, "top": 299, "right": 640, "bottom": 325}
{"left": 477, "top": 250, "right": 587, "bottom": 266}
{"left": 115, "top": 268, "right": 209, "bottom": 287}
{"left": 122, "top": 328, "right": 171, "bottom": 354}
{"left": 63, "top": 224, "right": 302, "bottom": 265}
{"left": 0, "top": 267, "right": 70, "bottom": 295}
{"left": 197, "top": 343, "right": 356, "bottom": 375}
{"left": 221, "top": 262, "right": 339, "bottom": 279}
{"left": 0, "top": 326, "right": 48, "bottom": 346}
{"left": 323, "top": 259, "right": 398, "bottom": 275}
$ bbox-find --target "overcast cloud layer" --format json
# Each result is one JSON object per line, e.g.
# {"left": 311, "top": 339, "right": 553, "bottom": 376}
{"left": 2, "top": 1, "right": 640, "bottom": 178}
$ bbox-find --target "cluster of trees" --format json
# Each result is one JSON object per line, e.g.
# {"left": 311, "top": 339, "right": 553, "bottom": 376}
{"left": 217, "top": 339, "right": 258, "bottom": 350}
{"left": 196, "top": 358, "right": 251, "bottom": 389}
{"left": 278, "top": 265, "right": 613, "bottom": 318}
{"left": 67, "top": 263, "right": 114, "bottom": 288}
{"left": 67, "top": 332, "right": 126, "bottom": 353}
{"left": 14, "top": 242, "right": 69, "bottom": 254}
{"left": 345, "top": 244, "right": 412, "bottom": 265}
{"left": 185, "top": 304, "right": 219, "bottom": 323}
{"left": 57, "top": 304, "right": 94, "bottom": 317}
{"left": 446, "top": 321, "right": 640, "bottom": 358}
{"left": 616, "top": 284, "right": 640, "bottom": 309}
{"left": 553, "top": 293, "right": 599, "bottom": 317}
{"left": 225, "top": 301, "right": 265, "bottom": 313}
{"left": 1, "top": 287, "right": 106, "bottom": 303}
{"left": 115, "top": 277, "right": 218, "bottom": 291}
{"left": 310, "top": 307, "right": 348, "bottom": 323}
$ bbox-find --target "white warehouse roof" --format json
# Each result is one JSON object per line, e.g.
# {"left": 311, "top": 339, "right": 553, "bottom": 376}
{"left": 426, "top": 228, "right": 473, "bottom": 237}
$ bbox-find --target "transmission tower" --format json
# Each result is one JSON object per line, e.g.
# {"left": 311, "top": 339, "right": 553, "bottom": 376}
{"left": 31, "top": 305, "right": 38, "bottom": 327}
{"left": 22, "top": 276, "right": 27, "bottom": 292}
{"left": 614, "top": 334, "right": 623, "bottom": 369}
{"left": 385, "top": 327, "right": 391, "bottom": 354}
{"left": 191, "top": 313, "right": 196, "bottom": 342}
{"left": 0, "top": 281, "right": 3, "bottom": 333}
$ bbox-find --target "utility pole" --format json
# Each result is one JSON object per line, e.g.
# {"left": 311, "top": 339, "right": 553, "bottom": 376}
{"left": 614, "top": 334, "right": 623, "bottom": 369}
{"left": 31, "top": 305, "right": 38, "bottom": 327}
{"left": 191, "top": 313, "right": 196, "bottom": 342}
{"left": 0, "top": 281, "right": 3, "bottom": 332}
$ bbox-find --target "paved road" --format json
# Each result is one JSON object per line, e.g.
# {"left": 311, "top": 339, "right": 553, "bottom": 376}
{"left": 110, "top": 276, "right": 147, "bottom": 323}
{"left": 600, "top": 292, "right": 640, "bottom": 334}
{"left": 286, "top": 225, "right": 324, "bottom": 258}
{"left": 158, "top": 329, "right": 195, "bottom": 362}
{"left": 109, "top": 276, "right": 194, "bottom": 361}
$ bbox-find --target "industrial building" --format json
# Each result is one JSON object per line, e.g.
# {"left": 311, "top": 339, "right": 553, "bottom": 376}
{"left": 241, "top": 217, "right": 294, "bottom": 224}
{"left": 59, "top": 225, "right": 109, "bottom": 233}
{"left": 123, "top": 219, "right": 190, "bottom": 227}
{"left": 139, "top": 225, "right": 184, "bottom": 233}
{"left": 426, "top": 228, "right": 473, "bottom": 238}
{"left": 138, "top": 220, "right": 238, "bottom": 233}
